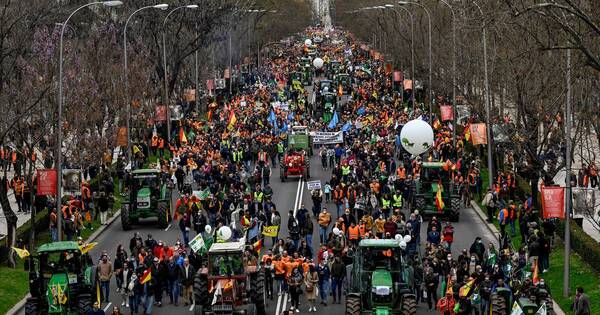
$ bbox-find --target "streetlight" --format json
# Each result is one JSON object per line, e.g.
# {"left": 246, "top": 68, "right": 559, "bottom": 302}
{"left": 162, "top": 5, "right": 198, "bottom": 142}
{"left": 471, "top": 0, "right": 494, "bottom": 200}
{"left": 123, "top": 4, "right": 168, "bottom": 167}
{"left": 398, "top": 1, "right": 432, "bottom": 123}
{"left": 56, "top": 0, "right": 123, "bottom": 241}
{"left": 439, "top": 0, "right": 457, "bottom": 150}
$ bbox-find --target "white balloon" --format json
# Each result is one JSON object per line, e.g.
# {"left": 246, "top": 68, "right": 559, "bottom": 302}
{"left": 304, "top": 39, "right": 312, "bottom": 46}
{"left": 399, "top": 240, "right": 407, "bottom": 249}
{"left": 400, "top": 119, "right": 434, "bottom": 156}
{"left": 403, "top": 234, "right": 412, "bottom": 243}
{"left": 333, "top": 227, "right": 341, "bottom": 236}
{"left": 394, "top": 234, "right": 402, "bottom": 241}
{"left": 313, "top": 57, "right": 324, "bottom": 69}
{"left": 217, "top": 226, "right": 232, "bottom": 241}
{"left": 205, "top": 225, "right": 212, "bottom": 234}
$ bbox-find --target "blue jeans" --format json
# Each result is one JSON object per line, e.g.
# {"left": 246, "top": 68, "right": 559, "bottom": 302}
{"left": 168, "top": 279, "right": 180, "bottom": 304}
{"left": 331, "top": 278, "right": 343, "bottom": 302}
{"left": 305, "top": 234, "right": 313, "bottom": 256}
{"left": 51, "top": 227, "right": 58, "bottom": 242}
{"left": 129, "top": 294, "right": 140, "bottom": 314}
{"left": 336, "top": 203, "right": 343, "bottom": 218}
{"left": 144, "top": 294, "right": 154, "bottom": 314}
{"left": 100, "top": 280, "right": 110, "bottom": 302}
{"left": 319, "top": 226, "right": 328, "bottom": 244}
{"left": 319, "top": 280, "right": 329, "bottom": 302}
{"left": 182, "top": 229, "right": 189, "bottom": 246}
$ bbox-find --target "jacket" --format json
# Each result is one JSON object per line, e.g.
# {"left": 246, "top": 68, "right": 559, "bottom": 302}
{"left": 179, "top": 264, "right": 196, "bottom": 286}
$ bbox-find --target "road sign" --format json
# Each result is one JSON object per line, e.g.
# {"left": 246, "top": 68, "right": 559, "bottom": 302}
{"left": 307, "top": 180, "right": 321, "bottom": 190}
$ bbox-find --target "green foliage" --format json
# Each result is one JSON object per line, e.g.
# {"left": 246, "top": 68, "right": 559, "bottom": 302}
{"left": 0, "top": 260, "right": 29, "bottom": 314}
{"left": 556, "top": 220, "right": 600, "bottom": 274}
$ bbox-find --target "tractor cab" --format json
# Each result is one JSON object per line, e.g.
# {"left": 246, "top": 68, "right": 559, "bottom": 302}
{"left": 26, "top": 241, "right": 96, "bottom": 314}
{"left": 347, "top": 239, "right": 416, "bottom": 315}
{"left": 334, "top": 73, "right": 352, "bottom": 95}
{"left": 121, "top": 168, "right": 172, "bottom": 230}
{"left": 413, "top": 162, "right": 461, "bottom": 221}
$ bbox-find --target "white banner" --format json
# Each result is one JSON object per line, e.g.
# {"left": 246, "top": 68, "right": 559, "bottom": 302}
{"left": 307, "top": 180, "right": 322, "bottom": 190}
{"left": 312, "top": 131, "right": 343, "bottom": 144}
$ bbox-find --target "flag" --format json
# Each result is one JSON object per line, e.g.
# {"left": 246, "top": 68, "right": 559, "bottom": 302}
{"left": 328, "top": 111, "right": 339, "bottom": 129}
{"left": 486, "top": 248, "right": 497, "bottom": 267}
{"left": 212, "top": 280, "right": 223, "bottom": 305}
{"left": 262, "top": 225, "right": 279, "bottom": 237}
{"left": 139, "top": 267, "right": 152, "bottom": 284}
{"left": 79, "top": 242, "right": 97, "bottom": 254}
{"left": 227, "top": 111, "right": 237, "bottom": 131}
{"left": 532, "top": 258, "right": 539, "bottom": 285}
{"left": 433, "top": 118, "right": 441, "bottom": 130}
{"left": 57, "top": 284, "right": 67, "bottom": 304}
{"left": 510, "top": 301, "right": 524, "bottom": 315}
{"left": 288, "top": 111, "right": 295, "bottom": 121}
{"left": 435, "top": 182, "right": 445, "bottom": 212}
{"left": 268, "top": 110, "right": 276, "bottom": 125}
{"left": 11, "top": 247, "right": 30, "bottom": 259}
{"left": 342, "top": 122, "right": 352, "bottom": 132}
{"left": 179, "top": 127, "right": 187, "bottom": 144}
{"left": 96, "top": 282, "right": 101, "bottom": 304}
{"left": 459, "top": 278, "right": 476, "bottom": 298}
{"left": 281, "top": 121, "right": 288, "bottom": 133}
{"left": 439, "top": 277, "right": 447, "bottom": 297}
{"left": 338, "top": 84, "right": 343, "bottom": 96}
{"left": 252, "top": 239, "right": 263, "bottom": 253}
{"left": 357, "top": 107, "right": 366, "bottom": 116}
{"left": 189, "top": 233, "right": 206, "bottom": 254}
{"left": 464, "top": 123, "right": 471, "bottom": 141}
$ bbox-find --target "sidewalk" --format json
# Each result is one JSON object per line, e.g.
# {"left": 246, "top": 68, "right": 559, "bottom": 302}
{"left": 0, "top": 169, "right": 37, "bottom": 239}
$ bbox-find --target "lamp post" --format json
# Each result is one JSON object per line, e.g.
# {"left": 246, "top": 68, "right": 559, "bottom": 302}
{"left": 439, "top": 0, "right": 457, "bottom": 150}
{"left": 399, "top": 1, "right": 432, "bottom": 122}
{"left": 56, "top": 0, "right": 123, "bottom": 241}
{"left": 162, "top": 5, "right": 198, "bottom": 142}
{"left": 124, "top": 4, "right": 168, "bottom": 166}
{"left": 471, "top": 0, "right": 494, "bottom": 195}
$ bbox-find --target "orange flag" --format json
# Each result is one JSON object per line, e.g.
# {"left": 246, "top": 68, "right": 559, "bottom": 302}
{"left": 179, "top": 127, "right": 188, "bottom": 144}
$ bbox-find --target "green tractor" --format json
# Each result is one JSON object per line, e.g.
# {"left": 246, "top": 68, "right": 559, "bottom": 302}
{"left": 346, "top": 239, "right": 417, "bottom": 315}
{"left": 121, "top": 168, "right": 172, "bottom": 230}
{"left": 491, "top": 285, "right": 554, "bottom": 315}
{"left": 334, "top": 73, "right": 352, "bottom": 95}
{"left": 287, "top": 125, "right": 313, "bottom": 156}
{"left": 25, "top": 241, "right": 96, "bottom": 314}
{"left": 413, "top": 162, "right": 461, "bottom": 221}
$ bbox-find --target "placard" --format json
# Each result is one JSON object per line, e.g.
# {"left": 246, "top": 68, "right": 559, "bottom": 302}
{"left": 117, "top": 127, "right": 127, "bottom": 147}
{"left": 312, "top": 131, "right": 344, "bottom": 144}
{"left": 541, "top": 186, "right": 565, "bottom": 219}
{"left": 393, "top": 71, "right": 403, "bottom": 82}
{"left": 155, "top": 105, "right": 167, "bottom": 122}
{"left": 470, "top": 123, "right": 488, "bottom": 145}
{"left": 440, "top": 105, "right": 454, "bottom": 121}
{"left": 306, "top": 180, "right": 321, "bottom": 190}
{"left": 37, "top": 169, "right": 57, "bottom": 196}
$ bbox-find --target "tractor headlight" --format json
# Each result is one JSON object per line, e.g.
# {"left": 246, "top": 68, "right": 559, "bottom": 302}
{"left": 372, "top": 286, "right": 390, "bottom": 296}
{"left": 288, "top": 163, "right": 293, "bottom": 167}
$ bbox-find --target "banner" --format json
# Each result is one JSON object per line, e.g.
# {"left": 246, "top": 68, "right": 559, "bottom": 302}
{"left": 456, "top": 105, "right": 470, "bottom": 126}
{"left": 224, "top": 68, "right": 230, "bottom": 79}
{"left": 385, "top": 63, "right": 392, "bottom": 75}
{"left": 155, "top": 105, "right": 167, "bottom": 122}
{"left": 312, "top": 131, "right": 344, "bottom": 144}
{"left": 169, "top": 105, "right": 183, "bottom": 121}
{"left": 183, "top": 89, "right": 196, "bottom": 102}
{"left": 403, "top": 79, "right": 413, "bottom": 90}
{"left": 62, "top": 169, "right": 82, "bottom": 196}
{"left": 37, "top": 169, "right": 57, "bottom": 196}
{"left": 393, "top": 71, "right": 403, "bottom": 82}
{"left": 470, "top": 123, "right": 487, "bottom": 145}
{"left": 262, "top": 226, "right": 279, "bottom": 237}
{"left": 306, "top": 180, "right": 322, "bottom": 190}
{"left": 206, "top": 79, "right": 214, "bottom": 91}
{"left": 541, "top": 186, "right": 565, "bottom": 219}
{"left": 117, "top": 127, "right": 127, "bottom": 147}
{"left": 440, "top": 106, "right": 454, "bottom": 121}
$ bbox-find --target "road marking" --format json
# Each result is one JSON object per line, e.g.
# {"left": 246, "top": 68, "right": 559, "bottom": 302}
{"left": 292, "top": 178, "right": 302, "bottom": 217}
{"left": 164, "top": 224, "right": 171, "bottom": 231}
{"left": 275, "top": 293, "right": 283, "bottom": 315}
{"left": 282, "top": 293, "right": 288, "bottom": 312}
{"left": 189, "top": 303, "right": 195, "bottom": 312}
{"left": 103, "top": 302, "right": 112, "bottom": 312}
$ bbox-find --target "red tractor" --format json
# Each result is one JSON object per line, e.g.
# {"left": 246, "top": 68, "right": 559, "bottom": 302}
{"left": 193, "top": 241, "right": 265, "bottom": 315}
{"left": 280, "top": 149, "right": 310, "bottom": 181}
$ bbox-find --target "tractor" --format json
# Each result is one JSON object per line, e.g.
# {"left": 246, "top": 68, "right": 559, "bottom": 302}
{"left": 334, "top": 73, "right": 352, "bottom": 95}
{"left": 193, "top": 241, "right": 266, "bottom": 315}
{"left": 346, "top": 239, "right": 417, "bottom": 315}
{"left": 24, "top": 241, "right": 96, "bottom": 315}
{"left": 121, "top": 168, "right": 172, "bottom": 230}
{"left": 491, "top": 285, "right": 554, "bottom": 315}
{"left": 413, "top": 162, "right": 462, "bottom": 221}
{"left": 288, "top": 125, "right": 313, "bottom": 155}
{"left": 280, "top": 148, "right": 310, "bottom": 181}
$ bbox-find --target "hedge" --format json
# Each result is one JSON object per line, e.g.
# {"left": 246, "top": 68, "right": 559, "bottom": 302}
{"left": 0, "top": 210, "right": 49, "bottom": 262}
{"left": 556, "top": 219, "right": 600, "bottom": 274}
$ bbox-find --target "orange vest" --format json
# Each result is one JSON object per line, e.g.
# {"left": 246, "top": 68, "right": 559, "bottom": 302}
{"left": 151, "top": 136, "right": 158, "bottom": 147}
{"left": 348, "top": 226, "right": 360, "bottom": 240}
{"left": 274, "top": 260, "right": 285, "bottom": 275}
{"left": 396, "top": 167, "right": 406, "bottom": 179}
{"left": 358, "top": 225, "right": 367, "bottom": 238}
{"left": 158, "top": 138, "right": 165, "bottom": 149}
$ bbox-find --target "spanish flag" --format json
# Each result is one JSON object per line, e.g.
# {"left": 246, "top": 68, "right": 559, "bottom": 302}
{"left": 12, "top": 247, "right": 30, "bottom": 259}
{"left": 179, "top": 127, "right": 187, "bottom": 144}
{"left": 139, "top": 267, "right": 152, "bottom": 284}
{"left": 227, "top": 110, "right": 237, "bottom": 131}
{"left": 433, "top": 118, "right": 441, "bottom": 130}
{"left": 435, "top": 181, "right": 445, "bottom": 212}
{"left": 252, "top": 239, "right": 263, "bottom": 253}
{"left": 464, "top": 123, "right": 471, "bottom": 142}
{"left": 532, "top": 258, "right": 539, "bottom": 285}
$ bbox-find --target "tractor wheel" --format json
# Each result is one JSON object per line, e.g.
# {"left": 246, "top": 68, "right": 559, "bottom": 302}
{"left": 193, "top": 273, "right": 209, "bottom": 313}
{"left": 24, "top": 297, "right": 39, "bottom": 315}
{"left": 280, "top": 167, "right": 285, "bottom": 182}
{"left": 401, "top": 295, "right": 417, "bottom": 315}
{"left": 121, "top": 205, "right": 131, "bottom": 231}
{"left": 345, "top": 294, "right": 361, "bottom": 315}
{"left": 414, "top": 196, "right": 426, "bottom": 211}
{"left": 250, "top": 271, "right": 266, "bottom": 315}
{"left": 77, "top": 293, "right": 92, "bottom": 315}
{"left": 157, "top": 203, "right": 168, "bottom": 229}
{"left": 544, "top": 297, "right": 555, "bottom": 315}
{"left": 450, "top": 198, "right": 461, "bottom": 221}
{"left": 240, "top": 303, "right": 257, "bottom": 315}
{"left": 490, "top": 293, "right": 507, "bottom": 315}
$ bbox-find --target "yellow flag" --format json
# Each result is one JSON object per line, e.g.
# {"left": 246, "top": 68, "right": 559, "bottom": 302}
{"left": 96, "top": 282, "right": 101, "bottom": 304}
{"left": 57, "top": 284, "right": 67, "bottom": 304}
{"left": 12, "top": 247, "right": 30, "bottom": 259}
{"left": 262, "top": 226, "right": 279, "bottom": 237}
{"left": 79, "top": 242, "right": 97, "bottom": 254}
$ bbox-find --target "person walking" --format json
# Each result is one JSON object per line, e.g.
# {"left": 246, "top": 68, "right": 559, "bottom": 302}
{"left": 305, "top": 264, "right": 319, "bottom": 312}
{"left": 98, "top": 254, "right": 113, "bottom": 303}
{"left": 318, "top": 208, "right": 331, "bottom": 245}
{"left": 166, "top": 257, "right": 181, "bottom": 306}
{"left": 481, "top": 189, "right": 496, "bottom": 223}
{"left": 179, "top": 213, "right": 191, "bottom": 246}
{"left": 180, "top": 258, "right": 195, "bottom": 306}
{"left": 288, "top": 265, "right": 304, "bottom": 312}
{"left": 316, "top": 258, "right": 330, "bottom": 306}
{"left": 330, "top": 256, "right": 345, "bottom": 304}
{"left": 574, "top": 286, "right": 591, "bottom": 315}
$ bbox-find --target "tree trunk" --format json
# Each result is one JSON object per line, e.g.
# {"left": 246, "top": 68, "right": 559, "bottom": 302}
{"left": 530, "top": 174, "right": 540, "bottom": 210}
{"left": 1, "top": 175, "right": 17, "bottom": 268}
{"left": 27, "top": 154, "right": 36, "bottom": 250}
